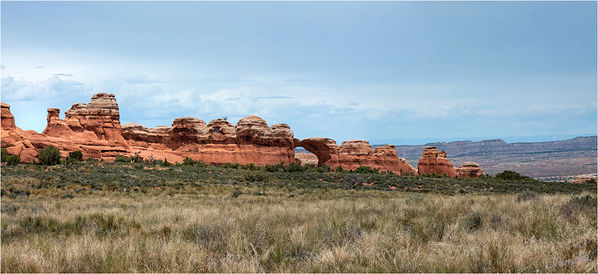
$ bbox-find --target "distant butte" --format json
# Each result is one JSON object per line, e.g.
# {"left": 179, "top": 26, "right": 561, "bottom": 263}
{"left": 1, "top": 93, "right": 482, "bottom": 178}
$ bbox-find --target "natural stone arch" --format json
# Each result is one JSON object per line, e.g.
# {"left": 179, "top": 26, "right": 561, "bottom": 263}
{"left": 294, "top": 137, "right": 339, "bottom": 167}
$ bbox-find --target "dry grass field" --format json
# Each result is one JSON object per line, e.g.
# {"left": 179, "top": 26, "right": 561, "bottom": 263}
{"left": 1, "top": 163, "right": 596, "bottom": 272}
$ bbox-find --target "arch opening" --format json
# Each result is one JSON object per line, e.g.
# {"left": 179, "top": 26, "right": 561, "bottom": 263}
{"left": 294, "top": 146, "right": 319, "bottom": 166}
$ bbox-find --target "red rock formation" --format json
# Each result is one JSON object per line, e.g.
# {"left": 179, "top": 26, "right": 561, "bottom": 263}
{"left": 123, "top": 115, "right": 296, "bottom": 165}
{"left": 417, "top": 147, "right": 457, "bottom": 177}
{"left": 1, "top": 93, "right": 474, "bottom": 179}
{"left": 207, "top": 119, "right": 236, "bottom": 144}
{"left": 122, "top": 123, "right": 170, "bottom": 147}
{"left": 297, "top": 137, "right": 340, "bottom": 166}
{"left": 456, "top": 161, "right": 483, "bottom": 179}
{"left": 1, "top": 103, "right": 38, "bottom": 162}
{"left": 294, "top": 138, "right": 416, "bottom": 175}
{"left": 45, "top": 93, "right": 128, "bottom": 145}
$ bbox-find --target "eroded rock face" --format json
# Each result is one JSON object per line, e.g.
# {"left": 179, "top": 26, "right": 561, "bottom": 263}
{"left": 417, "top": 147, "right": 457, "bottom": 177}
{"left": 456, "top": 161, "right": 483, "bottom": 179}
{"left": 122, "top": 123, "right": 171, "bottom": 147}
{"left": 295, "top": 138, "right": 416, "bottom": 175}
{"left": 1, "top": 93, "right": 474, "bottom": 178}
{"left": 207, "top": 119, "right": 236, "bottom": 144}
{"left": 1, "top": 103, "right": 16, "bottom": 130}
{"left": 1, "top": 103, "right": 38, "bottom": 162}
{"left": 122, "top": 115, "right": 296, "bottom": 165}
{"left": 44, "top": 93, "right": 128, "bottom": 147}
{"left": 168, "top": 117, "right": 208, "bottom": 149}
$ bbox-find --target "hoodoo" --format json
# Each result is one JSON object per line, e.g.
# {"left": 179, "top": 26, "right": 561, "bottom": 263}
{"left": 1, "top": 92, "right": 477, "bottom": 178}
{"left": 417, "top": 147, "right": 458, "bottom": 177}
{"left": 456, "top": 161, "right": 484, "bottom": 179}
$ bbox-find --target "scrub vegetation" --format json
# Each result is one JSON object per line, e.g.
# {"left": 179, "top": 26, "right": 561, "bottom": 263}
{"left": 1, "top": 160, "right": 596, "bottom": 272}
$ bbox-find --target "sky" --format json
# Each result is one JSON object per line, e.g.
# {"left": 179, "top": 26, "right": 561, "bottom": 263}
{"left": 1, "top": 1, "right": 596, "bottom": 145}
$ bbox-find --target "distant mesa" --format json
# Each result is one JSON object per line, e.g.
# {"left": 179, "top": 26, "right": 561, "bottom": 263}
{"left": 1, "top": 93, "right": 481, "bottom": 178}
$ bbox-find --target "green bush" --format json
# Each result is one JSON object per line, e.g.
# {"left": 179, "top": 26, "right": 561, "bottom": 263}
{"left": 315, "top": 164, "right": 331, "bottom": 173}
{"left": 242, "top": 170, "right": 269, "bottom": 182}
{"left": 264, "top": 163, "right": 283, "bottom": 172}
{"left": 355, "top": 166, "right": 379, "bottom": 174}
{"left": 161, "top": 159, "right": 171, "bottom": 167}
{"left": 114, "top": 155, "right": 131, "bottom": 163}
{"left": 1, "top": 148, "right": 8, "bottom": 162}
{"left": 222, "top": 163, "right": 241, "bottom": 169}
{"left": 335, "top": 166, "right": 344, "bottom": 172}
{"left": 37, "top": 145, "right": 61, "bottom": 165}
{"left": 6, "top": 154, "right": 20, "bottom": 166}
{"left": 67, "top": 151, "right": 83, "bottom": 163}
{"left": 183, "top": 157, "right": 195, "bottom": 165}
{"left": 496, "top": 170, "right": 527, "bottom": 180}
{"left": 130, "top": 154, "right": 143, "bottom": 163}
{"left": 242, "top": 163, "right": 258, "bottom": 170}
{"left": 285, "top": 163, "right": 304, "bottom": 172}
{"left": 85, "top": 158, "right": 99, "bottom": 165}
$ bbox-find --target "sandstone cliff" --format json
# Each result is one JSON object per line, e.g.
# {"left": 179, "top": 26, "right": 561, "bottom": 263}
{"left": 3, "top": 92, "right": 463, "bottom": 178}
{"left": 295, "top": 138, "right": 416, "bottom": 175}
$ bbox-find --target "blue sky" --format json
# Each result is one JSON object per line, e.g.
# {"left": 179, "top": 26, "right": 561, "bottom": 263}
{"left": 1, "top": 1, "right": 596, "bottom": 145}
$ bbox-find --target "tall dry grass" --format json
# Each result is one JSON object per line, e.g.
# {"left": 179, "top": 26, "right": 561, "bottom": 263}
{"left": 1, "top": 185, "right": 596, "bottom": 272}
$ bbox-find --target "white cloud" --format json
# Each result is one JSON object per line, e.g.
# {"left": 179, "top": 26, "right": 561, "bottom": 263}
{"left": 1, "top": 76, "right": 90, "bottom": 101}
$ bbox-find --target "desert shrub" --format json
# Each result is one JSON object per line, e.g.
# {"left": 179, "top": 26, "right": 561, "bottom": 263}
{"left": 183, "top": 157, "right": 195, "bottom": 165}
{"left": 264, "top": 163, "right": 283, "bottom": 172}
{"left": 355, "top": 166, "right": 378, "bottom": 174}
{"left": 6, "top": 155, "right": 20, "bottom": 166}
{"left": 67, "top": 151, "right": 83, "bottom": 163}
{"left": 161, "top": 159, "right": 171, "bottom": 166}
{"left": 315, "top": 164, "right": 331, "bottom": 172}
{"left": 242, "top": 170, "right": 269, "bottom": 182}
{"left": 421, "top": 172, "right": 442, "bottom": 178}
{"left": 496, "top": 170, "right": 527, "bottom": 180}
{"left": 85, "top": 158, "right": 99, "bottom": 165}
{"left": 285, "top": 163, "right": 304, "bottom": 172}
{"left": 1, "top": 148, "right": 8, "bottom": 162}
{"left": 335, "top": 166, "right": 344, "bottom": 172}
{"left": 222, "top": 162, "right": 241, "bottom": 169}
{"left": 343, "top": 173, "right": 367, "bottom": 186}
{"left": 517, "top": 191, "right": 539, "bottom": 202}
{"left": 242, "top": 163, "right": 258, "bottom": 170}
{"left": 489, "top": 213, "right": 503, "bottom": 230}
{"left": 463, "top": 211, "right": 484, "bottom": 231}
{"left": 114, "top": 155, "right": 130, "bottom": 163}
{"left": 182, "top": 223, "right": 227, "bottom": 249}
{"left": 37, "top": 145, "right": 61, "bottom": 165}
{"left": 130, "top": 154, "right": 143, "bottom": 163}
{"left": 559, "top": 194, "right": 597, "bottom": 218}
{"left": 231, "top": 188, "right": 242, "bottom": 198}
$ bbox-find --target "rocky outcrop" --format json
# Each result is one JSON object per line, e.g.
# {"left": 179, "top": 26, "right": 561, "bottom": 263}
{"left": 122, "top": 123, "right": 170, "bottom": 147}
{"left": 1, "top": 103, "right": 38, "bottom": 162}
{"left": 45, "top": 93, "right": 127, "bottom": 145}
{"left": 417, "top": 147, "right": 457, "bottom": 177}
{"left": 295, "top": 138, "right": 416, "bottom": 175}
{"left": 456, "top": 161, "right": 483, "bottom": 179}
{"left": 207, "top": 119, "right": 236, "bottom": 144}
{"left": 40, "top": 93, "right": 129, "bottom": 159}
{"left": 123, "top": 115, "right": 296, "bottom": 165}
{"left": 1, "top": 103, "right": 16, "bottom": 130}
{"left": 1, "top": 92, "right": 475, "bottom": 179}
